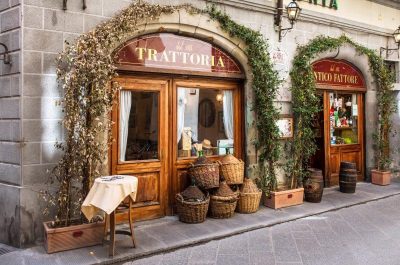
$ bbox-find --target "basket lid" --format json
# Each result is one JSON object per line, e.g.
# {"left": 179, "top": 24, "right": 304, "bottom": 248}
{"left": 240, "top": 177, "right": 259, "bottom": 193}
{"left": 220, "top": 154, "right": 240, "bottom": 164}
{"left": 214, "top": 178, "right": 235, "bottom": 197}
{"left": 181, "top": 179, "right": 206, "bottom": 201}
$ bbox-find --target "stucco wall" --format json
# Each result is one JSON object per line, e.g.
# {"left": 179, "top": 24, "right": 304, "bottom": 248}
{"left": 0, "top": 0, "right": 398, "bottom": 247}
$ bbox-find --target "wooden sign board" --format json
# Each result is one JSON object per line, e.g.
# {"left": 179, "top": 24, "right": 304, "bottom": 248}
{"left": 114, "top": 33, "right": 243, "bottom": 77}
{"left": 312, "top": 59, "right": 366, "bottom": 91}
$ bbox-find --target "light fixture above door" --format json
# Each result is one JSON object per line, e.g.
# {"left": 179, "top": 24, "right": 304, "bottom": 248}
{"left": 380, "top": 26, "right": 400, "bottom": 58}
{"left": 275, "top": 0, "right": 302, "bottom": 42}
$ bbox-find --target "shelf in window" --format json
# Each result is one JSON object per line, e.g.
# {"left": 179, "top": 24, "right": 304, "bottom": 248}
{"left": 332, "top": 127, "right": 356, "bottom": 130}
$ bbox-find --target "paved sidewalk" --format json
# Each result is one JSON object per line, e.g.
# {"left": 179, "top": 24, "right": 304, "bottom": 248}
{"left": 1, "top": 181, "right": 400, "bottom": 265}
{"left": 125, "top": 195, "right": 400, "bottom": 265}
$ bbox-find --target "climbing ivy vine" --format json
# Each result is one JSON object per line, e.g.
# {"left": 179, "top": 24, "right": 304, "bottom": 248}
{"left": 43, "top": 1, "right": 281, "bottom": 226}
{"left": 207, "top": 6, "right": 282, "bottom": 195}
{"left": 289, "top": 35, "right": 396, "bottom": 188}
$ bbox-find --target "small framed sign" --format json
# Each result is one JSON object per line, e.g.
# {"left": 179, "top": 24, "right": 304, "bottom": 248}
{"left": 276, "top": 117, "right": 293, "bottom": 139}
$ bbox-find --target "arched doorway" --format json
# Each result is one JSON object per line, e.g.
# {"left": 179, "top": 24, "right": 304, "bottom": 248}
{"left": 310, "top": 59, "right": 366, "bottom": 187}
{"left": 110, "top": 33, "right": 245, "bottom": 221}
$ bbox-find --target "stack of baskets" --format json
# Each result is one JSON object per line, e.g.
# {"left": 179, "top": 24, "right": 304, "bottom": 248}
{"left": 236, "top": 177, "right": 262, "bottom": 214}
{"left": 176, "top": 151, "right": 261, "bottom": 223}
{"left": 175, "top": 179, "right": 209, "bottom": 223}
{"left": 210, "top": 178, "right": 239, "bottom": 218}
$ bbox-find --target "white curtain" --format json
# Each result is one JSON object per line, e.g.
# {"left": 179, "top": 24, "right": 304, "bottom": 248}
{"left": 119, "top": 90, "right": 132, "bottom": 162}
{"left": 177, "top": 88, "right": 186, "bottom": 142}
{"left": 223, "top": 90, "right": 234, "bottom": 140}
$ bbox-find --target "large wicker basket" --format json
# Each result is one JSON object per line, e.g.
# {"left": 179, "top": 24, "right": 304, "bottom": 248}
{"left": 189, "top": 163, "right": 219, "bottom": 190}
{"left": 218, "top": 155, "right": 244, "bottom": 185}
{"left": 175, "top": 194, "right": 210, "bottom": 223}
{"left": 236, "top": 178, "right": 262, "bottom": 214}
{"left": 209, "top": 195, "right": 238, "bottom": 219}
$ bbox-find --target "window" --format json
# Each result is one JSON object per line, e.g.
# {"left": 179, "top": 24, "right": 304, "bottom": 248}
{"left": 329, "top": 92, "right": 359, "bottom": 145}
{"left": 119, "top": 90, "right": 159, "bottom": 162}
{"left": 177, "top": 87, "right": 234, "bottom": 158}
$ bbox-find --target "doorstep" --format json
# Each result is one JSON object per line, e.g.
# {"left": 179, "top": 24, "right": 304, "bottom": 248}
{"left": 1, "top": 180, "right": 400, "bottom": 265}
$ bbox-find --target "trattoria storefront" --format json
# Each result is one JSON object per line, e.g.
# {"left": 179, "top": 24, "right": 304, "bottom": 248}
{"left": 111, "top": 33, "right": 245, "bottom": 221}
{"left": 310, "top": 59, "right": 366, "bottom": 187}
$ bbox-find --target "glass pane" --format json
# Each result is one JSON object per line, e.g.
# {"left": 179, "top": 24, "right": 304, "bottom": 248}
{"left": 177, "top": 87, "right": 234, "bottom": 158}
{"left": 329, "top": 92, "right": 358, "bottom": 145}
{"left": 119, "top": 90, "right": 159, "bottom": 162}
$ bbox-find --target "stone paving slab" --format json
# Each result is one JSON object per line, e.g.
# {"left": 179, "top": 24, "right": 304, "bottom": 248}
{"left": 1, "top": 181, "right": 400, "bottom": 265}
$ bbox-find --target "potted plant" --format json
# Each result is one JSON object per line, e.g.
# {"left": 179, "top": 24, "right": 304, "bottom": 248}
{"left": 40, "top": 139, "right": 105, "bottom": 253}
{"left": 371, "top": 134, "right": 392, "bottom": 186}
{"left": 257, "top": 158, "right": 304, "bottom": 210}
{"left": 40, "top": 83, "right": 113, "bottom": 253}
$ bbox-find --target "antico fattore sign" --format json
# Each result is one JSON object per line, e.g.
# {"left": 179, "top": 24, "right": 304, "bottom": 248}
{"left": 312, "top": 59, "right": 365, "bottom": 89}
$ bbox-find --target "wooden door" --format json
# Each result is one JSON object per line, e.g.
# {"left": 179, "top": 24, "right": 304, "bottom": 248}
{"left": 111, "top": 77, "right": 169, "bottom": 221}
{"left": 323, "top": 91, "right": 364, "bottom": 186}
{"left": 170, "top": 78, "right": 243, "bottom": 213}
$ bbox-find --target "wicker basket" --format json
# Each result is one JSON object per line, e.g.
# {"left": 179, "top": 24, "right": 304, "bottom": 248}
{"left": 175, "top": 194, "right": 210, "bottom": 223}
{"left": 189, "top": 163, "right": 220, "bottom": 190}
{"left": 236, "top": 178, "right": 262, "bottom": 214}
{"left": 209, "top": 195, "right": 238, "bottom": 219}
{"left": 218, "top": 155, "right": 244, "bottom": 185}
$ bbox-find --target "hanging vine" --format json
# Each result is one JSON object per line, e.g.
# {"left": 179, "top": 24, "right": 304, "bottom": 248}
{"left": 289, "top": 35, "right": 396, "bottom": 188}
{"left": 42, "top": 1, "right": 281, "bottom": 226}
{"left": 207, "top": 6, "right": 282, "bottom": 195}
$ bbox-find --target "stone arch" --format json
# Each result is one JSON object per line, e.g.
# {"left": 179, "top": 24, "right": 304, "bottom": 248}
{"left": 106, "top": 9, "right": 258, "bottom": 169}
{"left": 310, "top": 44, "right": 378, "bottom": 175}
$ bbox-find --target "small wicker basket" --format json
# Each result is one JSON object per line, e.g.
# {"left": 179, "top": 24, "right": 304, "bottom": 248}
{"left": 218, "top": 154, "right": 244, "bottom": 185}
{"left": 236, "top": 177, "right": 262, "bottom": 214}
{"left": 209, "top": 180, "right": 238, "bottom": 219}
{"left": 189, "top": 163, "right": 219, "bottom": 190}
{"left": 175, "top": 194, "right": 210, "bottom": 223}
{"left": 210, "top": 195, "right": 238, "bottom": 218}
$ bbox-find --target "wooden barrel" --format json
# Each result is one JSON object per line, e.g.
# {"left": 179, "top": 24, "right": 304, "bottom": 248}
{"left": 339, "top": 161, "right": 357, "bottom": 193}
{"left": 304, "top": 168, "right": 324, "bottom": 203}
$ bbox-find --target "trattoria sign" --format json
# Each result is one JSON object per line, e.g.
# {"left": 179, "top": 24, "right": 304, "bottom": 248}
{"left": 299, "top": 0, "right": 338, "bottom": 9}
{"left": 312, "top": 59, "right": 365, "bottom": 89}
{"left": 114, "top": 33, "right": 242, "bottom": 75}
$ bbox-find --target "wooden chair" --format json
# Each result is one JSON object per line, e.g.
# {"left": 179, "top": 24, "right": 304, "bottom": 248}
{"left": 104, "top": 196, "right": 136, "bottom": 256}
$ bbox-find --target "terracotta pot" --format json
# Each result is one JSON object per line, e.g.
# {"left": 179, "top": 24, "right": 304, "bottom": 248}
{"left": 44, "top": 221, "right": 104, "bottom": 254}
{"left": 371, "top": 169, "right": 391, "bottom": 186}
{"left": 263, "top": 188, "right": 304, "bottom": 209}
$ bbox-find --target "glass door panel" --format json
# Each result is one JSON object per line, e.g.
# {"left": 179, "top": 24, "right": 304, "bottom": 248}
{"left": 176, "top": 87, "right": 234, "bottom": 158}
{"left": 119, "top": 90, "right": 159, "bottom": 162}
{"left": 329, "top": 92, "right": 359, "bottom": 145}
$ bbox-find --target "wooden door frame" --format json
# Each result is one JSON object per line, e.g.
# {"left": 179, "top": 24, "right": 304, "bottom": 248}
{"left": 320, "top": 89, "right": 365, "bottom": 186}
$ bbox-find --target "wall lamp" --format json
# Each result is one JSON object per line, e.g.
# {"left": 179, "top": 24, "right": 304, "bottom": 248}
{"left": 380, "top": 26, "right": 400, "bottom": 58}
{"left": 0, "top": 42, "right": 11, "bottom": 65}
{"left": 275, "top": 0, "right": 302, "bottom": 42}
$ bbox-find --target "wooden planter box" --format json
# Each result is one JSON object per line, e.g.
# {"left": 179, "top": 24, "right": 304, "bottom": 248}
{"left": 263, "top": 188, "right": 304, "bottom": 209}
{"left": 371, "top": 169, "right": 391, "bottom": 186}
{"left": 44, "top": 221, "right": 104, "bottom": 254}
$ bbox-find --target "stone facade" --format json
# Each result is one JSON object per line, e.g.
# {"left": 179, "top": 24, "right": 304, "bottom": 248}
{"left": 0, "top": 0, "right": 399, "bottom": 247}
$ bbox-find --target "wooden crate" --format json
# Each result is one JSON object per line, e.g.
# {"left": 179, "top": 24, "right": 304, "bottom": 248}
{"left": 263, "top": 188, "right": 304, "bottom": 209}
{"left": 44, "top": 221, "right": 104, "bottom": 254}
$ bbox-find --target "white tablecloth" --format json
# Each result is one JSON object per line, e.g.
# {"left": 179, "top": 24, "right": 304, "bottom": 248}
{"left": 81, "top": 175, "right": 138, "bottom": 221}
